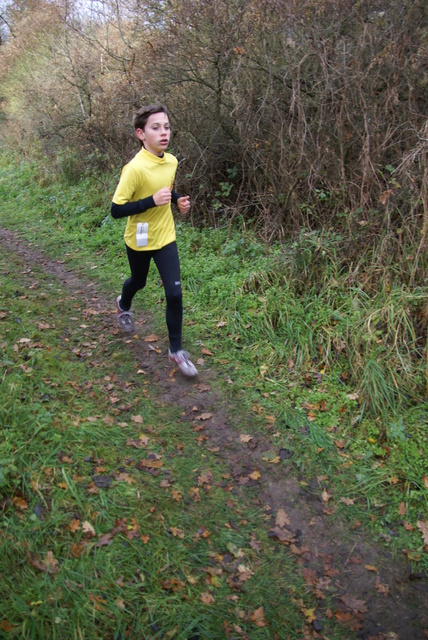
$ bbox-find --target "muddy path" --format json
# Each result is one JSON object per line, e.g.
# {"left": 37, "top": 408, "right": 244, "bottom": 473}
{"left": 1, "top": 226, "right": 426, "bottom": 640}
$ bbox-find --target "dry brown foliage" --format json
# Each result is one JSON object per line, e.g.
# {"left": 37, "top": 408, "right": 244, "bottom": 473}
{"left": 0, "top": 0, "right": 426, "bottom": 282}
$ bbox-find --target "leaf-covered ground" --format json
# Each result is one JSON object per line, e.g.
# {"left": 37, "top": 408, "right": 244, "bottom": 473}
{"left": 1, "top": 227, "right": 426, "bottom": 639}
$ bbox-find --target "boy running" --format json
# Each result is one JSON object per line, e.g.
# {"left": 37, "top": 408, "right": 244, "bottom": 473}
{"left": 111, "top": 103, "right": 197, "bottom": 378}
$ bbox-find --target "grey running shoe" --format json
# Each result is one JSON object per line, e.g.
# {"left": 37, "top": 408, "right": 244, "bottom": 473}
{"left": 168, "top": 349, "right": 198, "bottom": 377}
{"left": 116, "top": 296, "right": 134, "bottom": 332}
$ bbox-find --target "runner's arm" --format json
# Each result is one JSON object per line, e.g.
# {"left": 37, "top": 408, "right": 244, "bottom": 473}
{"left": 111, "top": 191, "right": 180, "bottom": 219}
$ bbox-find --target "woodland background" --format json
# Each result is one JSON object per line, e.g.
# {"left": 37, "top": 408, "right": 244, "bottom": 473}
{"left": 0, "top": 0, "right": 427, "bottom": 393}
{"left": 0, "top": 0, "right": 427, "bottom": 266}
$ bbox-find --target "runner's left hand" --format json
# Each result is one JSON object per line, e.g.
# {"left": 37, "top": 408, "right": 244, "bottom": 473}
{"left": 177, "top": 196, "right": 190, "bottom": 215}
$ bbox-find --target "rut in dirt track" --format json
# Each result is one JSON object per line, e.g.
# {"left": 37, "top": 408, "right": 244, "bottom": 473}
{"left": 1, "top": 226, "right": 426, "bottom": 640}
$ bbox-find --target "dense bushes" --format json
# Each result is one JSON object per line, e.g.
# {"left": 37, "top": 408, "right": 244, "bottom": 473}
{"left": 0, "top": 0, "right": 427, "bottom": 286}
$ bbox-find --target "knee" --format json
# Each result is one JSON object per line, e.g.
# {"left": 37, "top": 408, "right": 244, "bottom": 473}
{"left": 166, "top": 287, "right": 182, "bottom": 308}
{"left": 126, "top": 275, "right": 146, "bottom": 291}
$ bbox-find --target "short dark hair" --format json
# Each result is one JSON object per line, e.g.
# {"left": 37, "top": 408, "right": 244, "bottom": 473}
{"left": 133, "top": 103, "right": 169, "bottom": 132}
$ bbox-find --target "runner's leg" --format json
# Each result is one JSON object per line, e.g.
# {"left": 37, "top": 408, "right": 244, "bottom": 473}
{"left": 120, "top": 245, "right": 152, "bottom": 310}
{"left": 153, "top": 242, "right": 182, "bottom": 352}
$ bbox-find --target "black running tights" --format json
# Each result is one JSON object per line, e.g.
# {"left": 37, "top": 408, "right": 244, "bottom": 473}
{"left": 120, "top": 241, "right": 182, "bottom": 352}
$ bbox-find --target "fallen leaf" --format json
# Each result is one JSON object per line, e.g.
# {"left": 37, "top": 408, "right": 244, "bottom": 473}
{"left": 197, "top": 383, "right": 211, "bottom": 392}
{"left": 416, "top": 520, "right": 428, "bottom": 545}
{"left": 189, "top": 487, "right": 201, "bottom": 501}
{"left": 86, "top": 481, "right": 99, "bottom": 494}
{"left": 71, "top": 542, "right": 87, "bottom": 558}
{"left": 269, "top": 526, "right": 296, "bottom": 544}
{"left": 364, "top": 565, "right": 378, "bottom": 572}
{"left": 250, "top": 536, "right": 262, "bottom": 551}
{"left": 198, "top": 470, "right": 213, "bottom": 485}
{"left": 131, "top": 415, "right": 144, "bottom": 424}
{"left": 115, "top": 472, "right": 136, "bottom": 485}
{"left": 89, "top": 593, "right": 107, "bottom": 611}
{"left": 194, "top": 527, "right": 211, "bottom": 540}
{"left": 95, "top": 533, "right": 114, "bottom": 547}
{"left": 45, "top": 551, "right": 59, "bottom": 573}
{"left": 302, "top": 568, "right": 318, "bottom": 585}
{"left": 82, "top": 521, "right": 96, "bottom": 537}
{"left": 301, "top": 607, "right": 316, "bottom": 623}
{"left": 239, "top": 434, "right": 253, "bottom": 443}
{"left": 251, "top": 606, "right": 267, "bottom": 627}
{"left": 237, "top": 564, "right": 254, "bottom": 582}
{"left": 321, "top": 490, "right": 332, "bottom": 503}
{"left": 422, "top": 475, "right": 428, "bottom": 489}
{"left": 374, "top": 577, "right": 390, "bottom": 595}
{"left": 340, "top": 497, "right": 355, "bottom": 506}
{"left": 28, "top": 551, "right": 58, "bottom": 574}
{"left": 12, "top": 497, "right": 28, "bottom": 510}
{"left": 201, "top": 347, "right": 214, "bottom": 356}
{"left": 126, "top": 436, "right": 149, "bottom": 449}
{"left": 161, "top": 578, "right": 185, "bottom": 591}
{"left": 398, "top": 502, "right": 406, "bottom": 517}
{"left": 200, "top": 591, "right": 215, "bottom": 604}
{"left": 36, "top": 322, "right": 53, "bottom": 331}
{"left": 248, "top": 470, "right": 261, "bottom": 481}
{"left": 335, "top": 611, "right": 353, "bottom": 623}
{"left": 196, "top": 412, "right": 213, "bottom": 421}
{"left": 170, "top": 527, "right": 185, "bottom": 538}
{"left": 69, "top": 519, "right": 81, "bottom": 533}
{"left": 226, "top": 542, "right": 244, "bottom": 557}
{"left": 136, "top": 459, "right": 163, "bottom": 469}
{"left": 340, "top": 594, "right": 367, "bottom": 613}
{"left": 144, "top": 334, "right": 158, "bottom": 342}
{"left": 322, "top": 505, "right": 335, "bottom": 515}
{"left": 275, "top": 509, "right": 290, "bottom": 528}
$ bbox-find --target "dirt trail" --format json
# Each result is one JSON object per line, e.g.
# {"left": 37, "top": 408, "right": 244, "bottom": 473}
{"left": 1, "top": 227, "right": 426, "bottom": 640}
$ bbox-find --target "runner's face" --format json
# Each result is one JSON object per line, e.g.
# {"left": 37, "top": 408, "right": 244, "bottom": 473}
{"left": 136, "top": 113, "right": 171, "bottom": 156}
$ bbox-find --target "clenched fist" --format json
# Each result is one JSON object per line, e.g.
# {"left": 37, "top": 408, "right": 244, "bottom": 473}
{"left": 153, "top": 187, "right": 172, "bottom": 206}
{"left": 177, "top": 196, "right": 190, "bottom": 215}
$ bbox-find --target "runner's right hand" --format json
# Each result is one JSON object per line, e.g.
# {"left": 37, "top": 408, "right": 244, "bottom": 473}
{"left": 153, "top": 188, "right": 172, "bottom": 206}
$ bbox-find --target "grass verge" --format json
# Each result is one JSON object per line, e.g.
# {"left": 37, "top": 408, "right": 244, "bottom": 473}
{"left": 0, "top": 245, "right": 340, "bottom": 639}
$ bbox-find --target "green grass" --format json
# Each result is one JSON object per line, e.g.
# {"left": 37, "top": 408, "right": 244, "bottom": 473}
{"left": 0, "top": 149, "right": 427, "bottom": 636}
{"left": 1, "top": 246, "right": 331, "bottom": 639}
